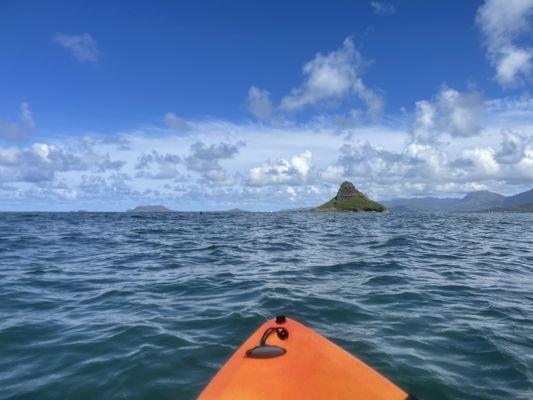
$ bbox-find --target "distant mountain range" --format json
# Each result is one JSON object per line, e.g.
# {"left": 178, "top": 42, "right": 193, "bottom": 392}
{"left": 383, "top": 188, "right": 533, "bottom": 212}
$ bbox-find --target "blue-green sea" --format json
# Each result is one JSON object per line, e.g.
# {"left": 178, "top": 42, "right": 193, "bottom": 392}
{"left": 0, "top": 211, "right": 532, "bottom": 399}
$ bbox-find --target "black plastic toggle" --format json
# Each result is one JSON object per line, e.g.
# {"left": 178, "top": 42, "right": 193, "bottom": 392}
{"left": 276, "top": 315, "right": 286, "bottom": 324}
{"left": 277, "top": 328, "right": 289, "bottom": 340}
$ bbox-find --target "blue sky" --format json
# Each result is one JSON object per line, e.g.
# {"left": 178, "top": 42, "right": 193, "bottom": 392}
{"left": 1, "top": 0, "right": 533, "bottom": 211}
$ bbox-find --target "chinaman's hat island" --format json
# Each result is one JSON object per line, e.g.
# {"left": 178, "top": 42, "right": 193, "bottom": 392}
{"left": 313, "top": 181, "right": 387, "bottom": 212}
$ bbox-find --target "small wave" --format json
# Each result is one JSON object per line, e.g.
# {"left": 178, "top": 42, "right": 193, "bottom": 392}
{"left": 1, "top": 211, "right": 532, "bottom": 399}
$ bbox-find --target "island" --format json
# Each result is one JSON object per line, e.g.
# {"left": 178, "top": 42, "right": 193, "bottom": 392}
{"left": 314, "top": 181, "right": 387, "bottom": 212}
{"left": 127, "top": 205, "right": 174, "bottom": 212}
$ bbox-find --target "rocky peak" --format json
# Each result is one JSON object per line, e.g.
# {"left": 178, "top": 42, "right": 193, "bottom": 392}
{"left": 315, "top": 180, "right": 386, "bottom": 212}
{"left": 334, "top": 181, "right": 365, "bottom": 201}
{"left": 462, "top": 190, "right": 504, "bottom": 201}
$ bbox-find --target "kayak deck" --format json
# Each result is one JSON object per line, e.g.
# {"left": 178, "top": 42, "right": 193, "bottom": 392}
{"left": 198, "top": 317, "right": 410, "bottom": 400}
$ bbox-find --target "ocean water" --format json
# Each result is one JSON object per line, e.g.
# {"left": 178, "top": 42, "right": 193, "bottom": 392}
{"left": 0, "top": 211, "right": 532, "bottom": 400}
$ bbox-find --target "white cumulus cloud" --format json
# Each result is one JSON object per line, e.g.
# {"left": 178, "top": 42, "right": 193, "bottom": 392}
{"left": 185, "top": 140, "right": 244, "bottom": 184}
{"left": 280, "top": 38, "right": 383, "bottom": 118}
{"left": 248, "top": 150, "right": 314, "bottom": 186}
{"left": 135, "top": 150, "right": 183, "bottom": 179}
{"left": 412, "top": 87, "right": 485, "bottom": 143}
{"left": 495, "top": 129, "right": 529, "bottom": 163}
{"left": 476, "top": 0, "right": 533, "bottom": 86}
{"left": 0, "top": 139, "right": 124, "bottom": 183}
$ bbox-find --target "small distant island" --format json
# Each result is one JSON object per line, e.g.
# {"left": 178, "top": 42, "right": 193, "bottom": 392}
{"left": 127, "top": 205, "right": 174, "bottom": 213}
{"left": 314, "top": 181, "right": 387, "bottom": 212}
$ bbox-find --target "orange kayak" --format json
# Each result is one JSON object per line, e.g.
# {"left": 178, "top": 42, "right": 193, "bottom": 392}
{"left": 198, "top": 316, "right": 415, "bottom": 400}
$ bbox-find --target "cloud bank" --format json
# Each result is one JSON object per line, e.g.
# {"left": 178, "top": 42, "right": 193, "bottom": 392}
{"left": 1, "top": 91, "right": 532, "bottom": 210}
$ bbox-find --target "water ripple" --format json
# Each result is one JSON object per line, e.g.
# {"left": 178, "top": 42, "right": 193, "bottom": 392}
{"left": 0, "top": 211, "right": 532, "bottom": 399}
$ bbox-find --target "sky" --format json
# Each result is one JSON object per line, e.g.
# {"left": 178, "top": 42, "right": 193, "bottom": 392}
{"left": 1, "top": 0, "right": 533, "bottom": 211}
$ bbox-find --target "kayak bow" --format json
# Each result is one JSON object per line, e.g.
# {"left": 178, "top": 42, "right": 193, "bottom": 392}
{"left": 198, "top": 316, "right": 414, "bottom": 400}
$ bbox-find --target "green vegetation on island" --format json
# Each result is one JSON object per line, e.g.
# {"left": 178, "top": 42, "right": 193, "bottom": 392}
{"left": 314, "top": 181, "right": 387, "bottom": 212}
